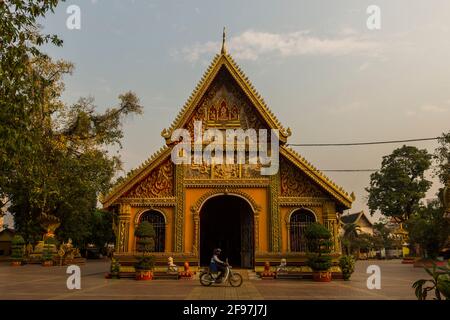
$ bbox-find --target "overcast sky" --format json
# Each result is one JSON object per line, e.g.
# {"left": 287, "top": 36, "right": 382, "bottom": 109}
{"left": 29, "top": 0, "right": 450, "bottom": 223}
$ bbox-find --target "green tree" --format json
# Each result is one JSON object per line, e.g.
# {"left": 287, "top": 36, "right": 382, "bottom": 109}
{"left": 434, "top": 131, "right": 450, "bottom": 186}
{"left": 1, "top": 1, "right": 143, "bottom": 247}
{"left": 341, "top": 223, "right": 360, "bottom": 255}
{"left": 407, "top": 200, "right": 450, "bottom": 259}
{"left": 0, "top": 0, "right": 63, "bottom": 215}
{"left": 3, "top": 55, "right": 142, "bottom": 245}
{"left": 366, "top": 145, "right": 432, "bottom": 223}
{"left": 372, "top": 220, "right": 397, "bottom": 250}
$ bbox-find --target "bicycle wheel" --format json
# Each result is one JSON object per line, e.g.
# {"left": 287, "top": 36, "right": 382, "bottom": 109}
{"left": 229, "top": 272, "right": 243, "bottom": 287}
{"left": 200, "top": 272, "right": 214, "bottom": 286}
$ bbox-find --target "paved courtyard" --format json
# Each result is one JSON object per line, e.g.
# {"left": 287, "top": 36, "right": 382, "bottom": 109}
{"left": 0, "top": 260, "right": 432, "bottom": 300}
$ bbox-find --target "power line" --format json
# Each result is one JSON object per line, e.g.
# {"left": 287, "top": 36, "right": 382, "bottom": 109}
{"left": 287, "top": 137, "right": 439, "bottom": 147}
{"left": 302, "top": 165, "right": 439, "bottom": 173}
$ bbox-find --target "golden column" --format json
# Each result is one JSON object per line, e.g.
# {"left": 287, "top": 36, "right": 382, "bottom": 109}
{"left": 192, "top": 208, "right": 200, "bottom": 256}
{"left": 254, "top": 211, "right": 260, "bottom": 253}
{"left": 116, "top": 203, "right": 131, "bottom": 253}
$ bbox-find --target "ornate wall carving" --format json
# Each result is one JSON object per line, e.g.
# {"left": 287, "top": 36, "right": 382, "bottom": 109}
{"left": 174, "top": 165, "right": 184, "bottom": 252}
{"left": 269, "top": 173, "right": 281, "bottom": 252}
{"left": 184, "top": 68, "right": 267, "bottom": 138}
{"left": 125, "top": 159, "right": 174, "bottom": 198}
{"left": 280, "top": 157, "right": 324, "bottom": 197}
{"left": 185, "top": 163, "right": 263, "bottom": 179}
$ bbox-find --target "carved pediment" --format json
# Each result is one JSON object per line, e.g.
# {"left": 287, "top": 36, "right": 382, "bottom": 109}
{"left": 185, "top": 67, "right": 268, "bottom": 138}
{"left": 280, "top": 157, "right": 325, "bottom": 198}
{"left": 124, "top": 158, "right": 174, "bottom": 198}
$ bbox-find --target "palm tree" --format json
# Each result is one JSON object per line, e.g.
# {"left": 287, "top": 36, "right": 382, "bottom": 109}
{"left": 341, "top": 223, "right": 361, "bottom": 255}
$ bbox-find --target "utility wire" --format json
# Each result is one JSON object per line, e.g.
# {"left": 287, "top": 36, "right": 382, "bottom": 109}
{"left": 287, "top": 137, "right": 439, "bottom": 147}
{"left": 302, "top": 165, "right": 439, "bottom": 173}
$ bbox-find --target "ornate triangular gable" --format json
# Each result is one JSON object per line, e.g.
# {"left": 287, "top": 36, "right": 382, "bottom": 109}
{"left": 102, "top": 49, "right": 354, "bottom": 210}
{"left": 161, "top": 53, "right": 292, "bottom": 144}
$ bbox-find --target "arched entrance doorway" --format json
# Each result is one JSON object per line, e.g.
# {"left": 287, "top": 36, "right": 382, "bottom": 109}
{"left": 200, "top": 195, "right": 254, "bottom": 268}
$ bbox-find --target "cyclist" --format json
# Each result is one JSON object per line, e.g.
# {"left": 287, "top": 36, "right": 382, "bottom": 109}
{"left": 210, "top": 248, "right": 226, "bottom": 281}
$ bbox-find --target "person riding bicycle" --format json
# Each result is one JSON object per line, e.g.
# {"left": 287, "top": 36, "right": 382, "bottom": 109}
{"left": 210, "top": 248, "right": 226, "bottom": 281}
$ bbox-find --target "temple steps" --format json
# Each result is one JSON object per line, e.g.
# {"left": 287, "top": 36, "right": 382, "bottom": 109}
{"left": 231, "top": 269, "right": 260, "bottom": 281}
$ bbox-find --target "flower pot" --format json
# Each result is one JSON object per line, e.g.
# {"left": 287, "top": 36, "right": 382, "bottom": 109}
{"left": 135, "top": 270, "right": 153, "bottom": 280}
{"left": 110, "top": 273, "right": 120, "bottom": 279}
{"left": 42, "top": 260, "right": 54, "bottom": 267}
{"left": 312, "top": 271, "right": 332, "bottom": 282}
{"left": 11, "top": 261, "right": 22, "bottom": 267}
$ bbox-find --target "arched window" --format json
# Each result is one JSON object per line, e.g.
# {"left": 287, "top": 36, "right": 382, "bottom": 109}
{"left": 289, "top": 209, "right": 316, "bottom": 252}
{"left": 139, "top": 210, "right": 165, "bottom": 252}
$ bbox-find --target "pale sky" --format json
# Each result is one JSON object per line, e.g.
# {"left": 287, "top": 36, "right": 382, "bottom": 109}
{"left": 30, "top": 0, "right": 450, "bottom": 224}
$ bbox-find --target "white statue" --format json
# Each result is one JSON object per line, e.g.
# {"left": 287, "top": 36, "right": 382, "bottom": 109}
{"left": 167, "top": 257, "right": 178, "bottom": 273}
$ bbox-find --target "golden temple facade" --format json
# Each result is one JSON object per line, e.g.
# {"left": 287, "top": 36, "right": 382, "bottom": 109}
{"left": 102, "top": 44, "right": 353, "bottom": 271}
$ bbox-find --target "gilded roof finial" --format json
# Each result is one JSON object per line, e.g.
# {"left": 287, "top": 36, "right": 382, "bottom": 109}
{"left": 221, "top": 26, "right": 226, "bottom": 54}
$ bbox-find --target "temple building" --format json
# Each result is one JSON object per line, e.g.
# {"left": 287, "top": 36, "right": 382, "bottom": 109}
{"left": 101, "top": 35, "right": 354, "bottom": 271}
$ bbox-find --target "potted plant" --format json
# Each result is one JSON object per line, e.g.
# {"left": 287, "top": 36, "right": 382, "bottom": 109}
{"left": 305, "top": 222, "right": 333, "bottom": 282}
{"left": 42, "top": 239, "right": 55, "bottom": 266}
{"left": 134, "top": 221, "right": 156, "bottom": 280}
{"left": 339, "top": 255, "right": 355, "bottom": 280}
{"left": 11, "top": 235, "right": 25, "bottom": 266}
{"left": 110, "top": 258, "right": 121, "bottom": 279}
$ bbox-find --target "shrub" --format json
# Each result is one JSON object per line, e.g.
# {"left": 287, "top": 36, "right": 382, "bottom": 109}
{"left": 134, "top": 256, "right": 155, "bottom": 271}
{"left": 110, "top": 258, "right": 120, "bottom": 274}
{"left": 134, "top": 221, "right": 156, "bottom": 271}
{"left": 305, "top": 223, "right": 333, "bottom": 272}
{"left": 42, "top": 239, "right": 54, "bottom": 262}
{"left": 135, "top": 221, "right": 155, "bottom": 253}
{"left": 339, "top": 255, "right": 356, "bottom": 280}
{"left": 307, "top": 254, "right": 332, "bottom": 271}
{"left": 11, "top": 235, "right": 25, "bottom": 262}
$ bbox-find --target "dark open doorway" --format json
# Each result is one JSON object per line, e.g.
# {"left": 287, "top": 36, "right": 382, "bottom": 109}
{"left": 200, "top": 195, "right": 254, "bottom": 268}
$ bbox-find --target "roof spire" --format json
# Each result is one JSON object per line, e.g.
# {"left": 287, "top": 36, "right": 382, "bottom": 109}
{"left": 221, "top": 27, "right": 226, "bottom": 54}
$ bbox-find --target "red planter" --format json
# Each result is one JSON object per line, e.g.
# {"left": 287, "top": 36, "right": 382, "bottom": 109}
{"left": 11, "top": 261, "right": 22, "bottom": 267}
{"left": 42, "top": 260, "right": 54, "bottom": 267}
{"left": 135, "top": 270, "right": 153, "bottom": 280}
{"left": 312, "top": 271, "right": 332, "bottom": 282}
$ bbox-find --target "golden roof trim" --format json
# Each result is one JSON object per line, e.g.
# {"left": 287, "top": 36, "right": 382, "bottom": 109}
{"left": 161, "top": 52, "right": 292, "bottom": 143}
{"left": 101, "top": 146, "right": 171, "bottom": 208}
{"left": 280, "top": 146, "right": 353, "bottom": 208}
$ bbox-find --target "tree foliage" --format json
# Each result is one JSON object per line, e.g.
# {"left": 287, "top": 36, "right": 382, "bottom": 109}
{"left": 1, "top": 1, "right": 143, "bottom": 246}
{"left": 407, "top": 200, "right": 450, "bottom": 259}
{"left": 434, "top": 131, "right": 450, "bottom": 186}
{"left": 366, "top": 145, "right": 432, "bottom": 223}
{"left": 0, "top": 0, "right": 63, "bottom": 212}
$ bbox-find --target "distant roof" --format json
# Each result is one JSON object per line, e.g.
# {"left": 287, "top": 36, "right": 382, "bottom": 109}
{"left": 341, "top": 211, "right": 373, "bottom": 226}
{"left": 341, "top": 212, "right": 361, "bottom": 224}
{"left": 0, "top": 228, "right": 15, "bottom": 235}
